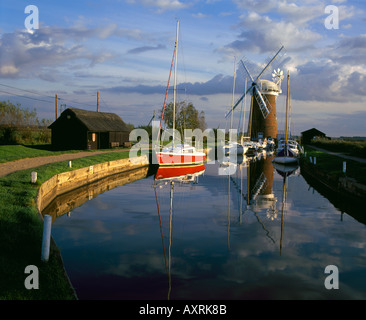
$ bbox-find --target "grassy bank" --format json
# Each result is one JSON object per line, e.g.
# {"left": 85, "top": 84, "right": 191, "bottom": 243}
{"left": 303, "top": 146, "right": 366, "bottom": 185}
{"left": 0, "top": 144, "right": 128, "bottom": 163}
{"left": 0, "top": 151, "right": 131, "bottom": 299}
{"left": 310, "top": 138, "right": 366, "bottom": 159}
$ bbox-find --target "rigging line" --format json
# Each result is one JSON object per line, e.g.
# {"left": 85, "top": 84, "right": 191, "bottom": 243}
{"left": 157, "top": 42, "right": 176, "bottom": 144}
{"left": 177, "top": 22, "right": 188, "bottom": 102}
{"left": 0, "top": 83, "right": 55, "bottom": 99}
{"left": 0, "top": 89, "right": 54, "bottom": 104}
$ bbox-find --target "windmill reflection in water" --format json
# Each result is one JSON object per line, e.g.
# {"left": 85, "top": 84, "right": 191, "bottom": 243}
{"left": 224, "top": 152, "right": 299, "bottom": 256}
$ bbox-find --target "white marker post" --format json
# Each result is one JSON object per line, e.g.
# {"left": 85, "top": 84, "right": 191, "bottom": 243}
{"left": 31, "top": 171, "right": 37, "bottom": 184}
{"left": 41, "top": 215, "right": 52, "bottom": 262}
{"left": 343, "top": 161, "right": 346, "bottom": 173}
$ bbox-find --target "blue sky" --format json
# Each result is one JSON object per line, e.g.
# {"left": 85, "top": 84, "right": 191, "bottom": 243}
{"left": 0, "top": 0, "right": 365, "bottom": 136}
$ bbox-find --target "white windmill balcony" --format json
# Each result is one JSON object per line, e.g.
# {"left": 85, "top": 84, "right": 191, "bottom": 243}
{"left": 259, "top": 79, "right": 282, "bottom": 95}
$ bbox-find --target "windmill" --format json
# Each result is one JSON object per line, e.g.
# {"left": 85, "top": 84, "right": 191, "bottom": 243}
{"left": 226, "top": 45, "right": 285, "bottom": 140}
{"left": 272, "top": 68, "right": 284, "bottom": 87}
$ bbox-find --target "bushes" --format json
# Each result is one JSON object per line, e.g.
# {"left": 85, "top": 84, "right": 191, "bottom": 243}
{"left": 0, "top": 100, "right": 51, "bottom": 145}
{"left": 311, "top": 137, "right": 366, "bottom": 159}
{"left": 0, "top": 126, "right": 51, "bottom": 145}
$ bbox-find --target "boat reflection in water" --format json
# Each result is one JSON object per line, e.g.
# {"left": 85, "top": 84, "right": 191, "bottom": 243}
{"left": 224, "top": 150, "right": 299, "bottom": 255}
{"left": 154, "top": 164, "right": 205, "bottom": 300}
{"left": 272, "top": 161, "right": 299, "bottom": 255}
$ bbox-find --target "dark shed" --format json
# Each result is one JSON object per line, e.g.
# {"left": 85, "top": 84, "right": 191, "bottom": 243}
{"left": 48, "top": 108, "right": 131, "bottom": 150}
{"left": 301, "top": 128, "right": 327, "bottom": 145}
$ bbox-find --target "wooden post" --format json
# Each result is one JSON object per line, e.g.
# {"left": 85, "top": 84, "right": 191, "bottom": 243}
{"left": 55, "top": 94, "right": 58, "bottom": 119}
{"left": 97, "top": 91, "right": 99, "bottom": 112}
{"left": 41, "top": 215, "right": 52, "bottom": 262}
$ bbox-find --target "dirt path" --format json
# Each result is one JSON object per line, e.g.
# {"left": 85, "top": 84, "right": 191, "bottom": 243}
{"left": 0, "top": 149, "right": 130, "bottom": 177}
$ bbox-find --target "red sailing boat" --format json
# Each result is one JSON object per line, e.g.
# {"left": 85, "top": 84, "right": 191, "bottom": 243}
{"left": 155, "top": 20, "right": 206, "bottom": 166}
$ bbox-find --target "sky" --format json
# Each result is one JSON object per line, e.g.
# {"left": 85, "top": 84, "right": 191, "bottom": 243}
{"left": 0, "top": 0, "right": 365, "bottom": 137}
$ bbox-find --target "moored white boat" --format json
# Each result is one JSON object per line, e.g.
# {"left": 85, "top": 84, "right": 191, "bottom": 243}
{"left": 156, "top": 144, "right": 206, "bottom": 166}
{"left": 223, "top": 142, "right": 248, "bottom": 155}
{"left": 278, "top": 139, "right": 300, "bottom": 156}
{"left": 272, "top": 145, "right": 298, "bottom": 164}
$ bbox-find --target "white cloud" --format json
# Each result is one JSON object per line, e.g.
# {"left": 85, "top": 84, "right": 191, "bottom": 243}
{"left": 0, "top": 22, "right": 152, "bottom": 78}
{"left": 218, "top": 11, "right": 322, "bottom": 60}
{"left": 127, "top": 0, "right": 190, "bottom": 13}
{"left": 277, "top": 1, "right": 325, "bottom": 25}
{"left": 192, "top": 12, "right": 208, "bottom": 18}
{"left": 233, "top": 0, "right": 277, "bottom": 13}
{"left": 0, "top": 65, "right": 19, "bottom": 76}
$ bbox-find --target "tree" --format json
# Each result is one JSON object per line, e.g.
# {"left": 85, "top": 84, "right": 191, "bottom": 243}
{"left": 0, "top": 101, "right": 52, "bottom": 144}
{"left": 0, "top": 101, "right": 38, "bottom": 127}
{"left": 159, "top": 101, "right": 207, "bottom": 136}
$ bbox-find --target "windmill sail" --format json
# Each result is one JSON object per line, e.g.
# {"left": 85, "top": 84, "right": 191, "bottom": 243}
{"left": 253, "top": 85, "right": 270, "bottom": 118}
{"left": 225, "top": 45, "right": 284, "bottom": 119}
{"left": 255, "top": 45, "right": 284, "bottom": 82}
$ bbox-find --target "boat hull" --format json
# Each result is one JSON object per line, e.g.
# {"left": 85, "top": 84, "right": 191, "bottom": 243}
{"left": 223, "top": 143, "right": 248, "bottom": 155}
{"left": 272, "top": 156, "right": 298, "bottom": 164}
{"left": 155, "top": 164, "right": 205, "bottom": 180}
{"left": 156, "top": 151, "right": 206, "bottom": 166}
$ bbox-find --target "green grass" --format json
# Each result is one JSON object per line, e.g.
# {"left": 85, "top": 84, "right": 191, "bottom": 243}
{"left": 0, "top": 151, "right": 131, "bottom": 299}
{"left": 0, "top": 145, "right": 81, "bottom": 163}
{"left": 0, "top": 144, "right": 129, "bottom": 163}
{"left": 303, "top": 146, "right": 366, "bottom": 185}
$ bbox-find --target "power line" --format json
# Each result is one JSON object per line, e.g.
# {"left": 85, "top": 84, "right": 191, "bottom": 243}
{"left": 0, "top": 89, "right": 54, "bottom": 104}
{"left": 57, "top": 97, "right": 93, "bottom": 108}
{"left": 0, "top": 83, "right": 55, "bottom": 99}
{"left": 0, "top": 83, "right": 96, "bottom": 109}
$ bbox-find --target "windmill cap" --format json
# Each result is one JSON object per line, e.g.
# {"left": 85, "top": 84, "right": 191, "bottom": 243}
{"left": 259, "top": 79, "right": 282, "bottom": 94}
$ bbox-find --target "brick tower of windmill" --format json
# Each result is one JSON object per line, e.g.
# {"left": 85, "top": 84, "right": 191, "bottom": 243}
{"left": 249, "top": 72, "right": 283, "bottom": 140}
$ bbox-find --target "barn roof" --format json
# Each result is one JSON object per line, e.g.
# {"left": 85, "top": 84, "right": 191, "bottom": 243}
{"left": 49, "top": 108, "right": 131, "bottom": 132}
{"left": 301, "top": 128, "right": 326, "bottom": 136}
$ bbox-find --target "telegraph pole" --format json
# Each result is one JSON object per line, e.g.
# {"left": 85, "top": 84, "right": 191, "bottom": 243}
{"left": 55, "top": 94, "right": 58, "bottom": 119}
{"left": 97, "top": 91, "right": 99, "bottom": 112}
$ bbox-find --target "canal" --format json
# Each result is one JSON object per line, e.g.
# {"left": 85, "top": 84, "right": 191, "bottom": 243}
{"left": 42, "top": 153, "right": 366, "bottom": 300}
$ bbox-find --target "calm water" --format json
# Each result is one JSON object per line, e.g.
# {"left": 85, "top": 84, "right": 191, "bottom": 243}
{"left": 46, "top": 155, "right": 366, "bottom": 300}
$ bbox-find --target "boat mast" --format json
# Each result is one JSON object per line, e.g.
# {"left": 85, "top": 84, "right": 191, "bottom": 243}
{"left": 285, "top": 71, "right": 290, "bottom": 147}
{"left": 173, "top": 20, "right": 179, "bottom": 147}
{"left": 240, "top": 77, "right": 247, "bottom": 144}
{"left": 230, "top": 56, "right": 236, "bottom": 142}
{"left": 157, "top": 43, "right": 176, "bottom": 145}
